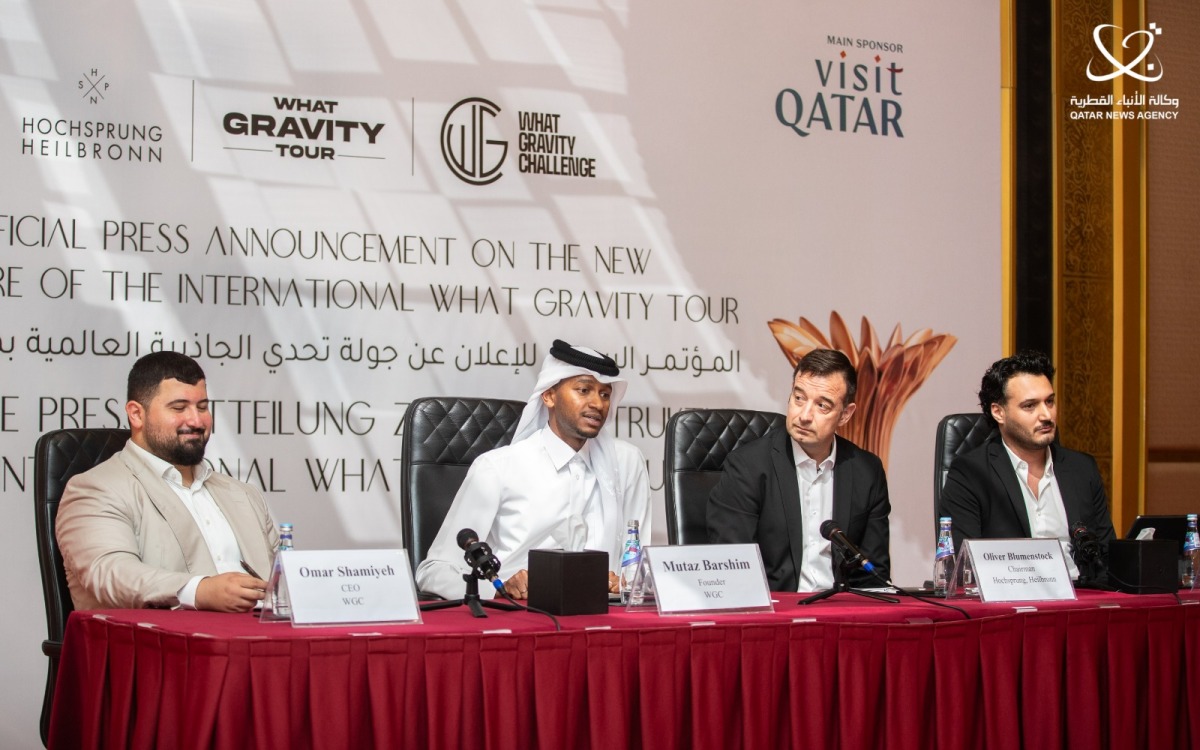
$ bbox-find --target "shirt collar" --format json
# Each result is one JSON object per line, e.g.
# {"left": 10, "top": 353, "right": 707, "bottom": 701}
{"left": 126, "top": 438, "right": 212, "bottom": 488}
{"left": 792, "top": 436, "right": 837, "bottom": 473}
{"left": 539, "top": 426, "right": 594, "bottom": 472}
{"left": 1001, "top": 440, "right": 1054, "bottom": 477}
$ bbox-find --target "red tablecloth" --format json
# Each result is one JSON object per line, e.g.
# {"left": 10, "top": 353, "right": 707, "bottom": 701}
{"left": 48, "top": 590, "right": 1200, "bottom": 750}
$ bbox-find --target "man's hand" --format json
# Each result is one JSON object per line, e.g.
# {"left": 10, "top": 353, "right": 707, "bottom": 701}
{"left": 196, "top": 572, "right": 266, "bottom": 612}
{"left": 608, "top": 571, "right": 620, "bottom": 594}
{"left": 503, "top": 569, "right": 530, "bottom": 599}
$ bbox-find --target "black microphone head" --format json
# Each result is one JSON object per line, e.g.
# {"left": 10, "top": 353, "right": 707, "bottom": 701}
{"left": 456, "top": 528, "right": 479, "bottom": 550}
{"left": 1071, "top": 522, "right": 1090, "bottom": 541}
{"left": 819, "top": 519, "right": 839, "bottom": 540}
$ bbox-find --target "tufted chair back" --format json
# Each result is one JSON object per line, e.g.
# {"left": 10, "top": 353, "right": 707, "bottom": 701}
{"left": 34, "top": 427, "right": 129, "bottom": 746}
{"left": 664, "top": 409, "right": 786, "bottom": 545}
{"left": 932, "top": 413, "right": 997, "bottom": 535}
{"left": 400, "top": 397, "right": 525, "bottom": 575}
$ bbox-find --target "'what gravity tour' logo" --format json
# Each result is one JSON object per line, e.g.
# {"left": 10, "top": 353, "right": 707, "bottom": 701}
{"left": 222, "top": 95, "right": 387, "bottom": 161}
{"left": 776, "top": 36, "right": 906, "bottom": 140}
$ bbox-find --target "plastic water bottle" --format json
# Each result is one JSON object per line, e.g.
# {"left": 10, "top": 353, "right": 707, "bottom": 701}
{"left": 933, "top": 516, "right": 955, "bottom": 596}
{"left": 1182, "top": 514, "right": 1199, "bottom": 589}
{"left": 619, "top": 520, "right": 642, "bottom": 603}
{"left": 269, "top": 523, "right": 294, "bottom": 616}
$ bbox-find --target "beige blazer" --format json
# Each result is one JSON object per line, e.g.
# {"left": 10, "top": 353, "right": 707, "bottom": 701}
{"left": 56, "top": 443, "right": 278, "bottom": 609}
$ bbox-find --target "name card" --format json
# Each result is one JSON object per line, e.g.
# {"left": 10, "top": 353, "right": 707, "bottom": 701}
{"left": 281, "top": 549, "right": 422, "bottom": 626}
{"left": 965, "top": 538, "right": 1076, "bottom": 603}
{"left": 644, "top": 544, "right": 773, "bottom": 615}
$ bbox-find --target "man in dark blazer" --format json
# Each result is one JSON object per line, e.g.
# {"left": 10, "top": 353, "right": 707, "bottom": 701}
{"left": 938, "top": 351, "right": 1115, "bottom": 565}
{"left": 707, "top": 349, "right": 890, "bottom": 591}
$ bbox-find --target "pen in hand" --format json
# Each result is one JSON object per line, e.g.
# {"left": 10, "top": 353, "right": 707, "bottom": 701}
{"left": 240, "top": 560, "right": 263, "bottom": 579}
{"left": 240, "top": 560, "right": 269, "bottom": 612}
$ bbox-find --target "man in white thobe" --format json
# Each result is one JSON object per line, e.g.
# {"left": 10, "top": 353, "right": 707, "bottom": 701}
{"left": 415, "top": 340, "right": 651, "bottom": 600}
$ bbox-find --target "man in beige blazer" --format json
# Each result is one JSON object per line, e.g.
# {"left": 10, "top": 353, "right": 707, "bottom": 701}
{"left": 56, "top": 351, "right": 278, "bottom": 611}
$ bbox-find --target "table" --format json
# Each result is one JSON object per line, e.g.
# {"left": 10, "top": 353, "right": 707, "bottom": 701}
{"left": 49, "top": 590, "right": 1200, "bottom": 750}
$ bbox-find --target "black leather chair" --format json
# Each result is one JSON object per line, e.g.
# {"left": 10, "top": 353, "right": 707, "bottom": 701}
{"left": 399, "top": 397, "right": 525, "bottom": 578}
{"left": 34, "top": 427, "right": 129, "bottom": 747}
{"left": 932, "top": 412, "right": 996, "bottom": 534}
{"left": 663, "top": 409, "right": 786, "bottom": 545}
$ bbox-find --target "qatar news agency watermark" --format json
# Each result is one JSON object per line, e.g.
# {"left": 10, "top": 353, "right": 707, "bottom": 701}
{"left": 1069, "top": 22, "right": 1182, "bottom": 122}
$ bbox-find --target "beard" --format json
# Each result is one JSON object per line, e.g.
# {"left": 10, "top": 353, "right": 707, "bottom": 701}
{"left": 1008, "top": 421, "right": 1055, "bottom": 453}
{"left": 145, "top": 427, "right": 208, "bottom": 466}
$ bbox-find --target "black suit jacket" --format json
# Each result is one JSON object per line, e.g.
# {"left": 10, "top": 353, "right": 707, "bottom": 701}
{"left": 706, "top": 431, "right": 891, "bottom": 591}
{"left": 938, "top": 435, "right": 1116, "bottom": 556}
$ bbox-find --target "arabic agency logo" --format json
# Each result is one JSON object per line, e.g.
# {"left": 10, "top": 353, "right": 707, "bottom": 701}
{"left": 78, "top": 68, "right": 109, "bottom": 104}
{"left": 441, "top": 97, "right": 508, "bottom": 185}
{"left": 1087, "top": 23, "right": 1163, "bottom": 82}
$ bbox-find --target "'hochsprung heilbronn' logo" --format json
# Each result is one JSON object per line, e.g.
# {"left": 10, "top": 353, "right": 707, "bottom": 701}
{"left": 77, "top": 68, "right": 109, "bottom": 104}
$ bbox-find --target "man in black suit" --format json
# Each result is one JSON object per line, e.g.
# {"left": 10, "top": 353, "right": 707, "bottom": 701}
{"left": 706, "top": 349, "right": 890, "bottom": 591}
{"left": 938, "top": 351, "right": 1115, "bottom": 571}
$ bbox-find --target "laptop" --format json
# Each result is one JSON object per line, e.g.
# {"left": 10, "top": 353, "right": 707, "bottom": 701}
{"left": 1124, "top": 515, "right": 1190, "bottom": 555}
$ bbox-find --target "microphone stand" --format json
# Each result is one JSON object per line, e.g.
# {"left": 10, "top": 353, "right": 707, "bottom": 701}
{"left": 799, "top": 551, "right": 899, "bottom": 606}
{"left": 1072, "top": 548, "right": 1114, "bottom": 591}
{"left": 420, "top": 569, "right": 523, "bottom": 618}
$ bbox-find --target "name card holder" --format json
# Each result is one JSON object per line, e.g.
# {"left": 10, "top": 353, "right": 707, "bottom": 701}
{"left": 267, "top": 549, "right": 422, "bottom": 626}
{"left": 625, "top": 544, "right": 773, "bottom": 615}
{"left": 944, "top": 543, "right": 979, "bottom": 601}
{"left": 949, "top": 539, "right": 1075, "bottom": 603}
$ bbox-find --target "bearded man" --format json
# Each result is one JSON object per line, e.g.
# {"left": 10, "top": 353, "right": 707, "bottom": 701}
{"left": 57, "top": 351, "right": 277, "bottom": 611}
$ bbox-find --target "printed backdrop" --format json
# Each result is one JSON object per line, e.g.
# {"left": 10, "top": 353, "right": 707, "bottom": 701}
{"left": 0, "top": 2, "right": 998, "bottom": 744}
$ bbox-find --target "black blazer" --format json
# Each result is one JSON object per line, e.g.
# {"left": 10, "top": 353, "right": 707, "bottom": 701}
{"left": 937, "top": 435, "right": 1116, "bottom": 555}
{"left": 706, "top": 431, "right": 891, "bottom": 591}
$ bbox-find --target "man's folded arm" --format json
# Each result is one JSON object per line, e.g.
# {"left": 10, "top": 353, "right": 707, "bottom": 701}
{"left": 57, "top": 476, "right": 190, "bottom": 609}
{"left": 859, "top": 467, "right": 892, "bottom": 580}
{"left": 937, "top": 459, "right": 986, "bottom": 549}
{"left": 707, "top": 451, "right": 762, "bottom": 544}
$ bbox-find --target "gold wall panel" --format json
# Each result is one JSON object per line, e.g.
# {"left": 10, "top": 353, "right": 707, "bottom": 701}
{"left": 1052, "top": 0, "right": 1146, "bottom": 528}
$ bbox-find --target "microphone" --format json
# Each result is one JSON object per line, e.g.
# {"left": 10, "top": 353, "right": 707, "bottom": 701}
{"left": 1070, "top": 522, "right": 1110, "bottom": 589}
{"left": 819, "top": 519, "right": 878, "bottom": 574}
{"left": 1071, "top": 522, "right": 1102, "bottom": 563}
{"left": 456, "top": 528, "right": 504, "bottom": 591}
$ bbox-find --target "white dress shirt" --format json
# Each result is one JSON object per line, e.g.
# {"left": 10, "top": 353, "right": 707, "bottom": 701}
{"left": 126, "top": 441, "right": 245, "bottom": 607}
{"left": 415, "top": 427, "right": 651, "bottom": 600}
{"left": 794, "top": 438, "right": 837, "bottom": 592}
{"left": 1002, "top": 441, "right": 1079, "bottom": 579}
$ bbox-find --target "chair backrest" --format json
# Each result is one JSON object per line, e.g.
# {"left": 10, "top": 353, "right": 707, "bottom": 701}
{"left": 400, "top": 397, "right": 525, "bottom": 574}
{"left": 34, "top": 428, "right": 130, "bottom": 644}
{"left": 932, "top": 412, "right": 995, "bottom": 533}
{"left": 664, "top": 408, "right": 786, "bottom": 545}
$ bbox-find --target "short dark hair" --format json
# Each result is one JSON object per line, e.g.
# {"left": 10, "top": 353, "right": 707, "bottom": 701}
{"left": 127, "top": 352, "right": 206, "bottom": 405}
{"left": 792, "top": 348, "right": 857, "bottom": 405}
{"left": 977, "top": 350, "right": 1055, "bottom": 425}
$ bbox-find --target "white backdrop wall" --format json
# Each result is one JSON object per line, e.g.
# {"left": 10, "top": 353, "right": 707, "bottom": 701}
{"left": 0, "top": 2, "right": 998, "bottom": 746}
